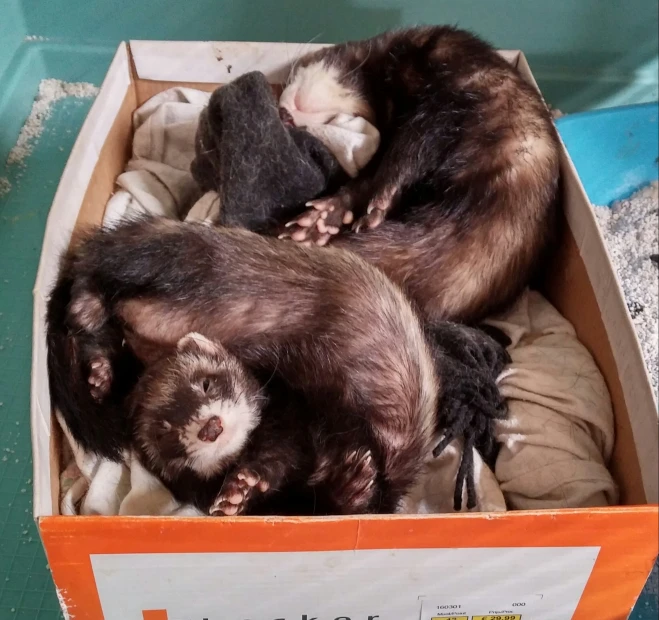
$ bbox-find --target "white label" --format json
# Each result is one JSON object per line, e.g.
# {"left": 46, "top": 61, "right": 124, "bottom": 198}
{"left": 422, "top": 593, "right": 546, "bottom": 620}
{"left": 90, "top": 547, "right": 599, "bottom": 620}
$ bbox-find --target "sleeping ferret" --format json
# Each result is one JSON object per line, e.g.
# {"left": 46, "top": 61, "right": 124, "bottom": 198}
{"left": 129, "top": 332, "right": 325, "bottom": 516}
{"left": 47, "top": 215, "right": 439, "bottom": 514}
{"left": 132, "top": 329, "right": 510, "bottom": 516}
{"left": 278, "top": 25, "right": 561, "bottom": 324}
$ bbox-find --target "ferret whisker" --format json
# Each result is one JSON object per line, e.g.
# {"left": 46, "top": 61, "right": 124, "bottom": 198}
{"left": 286, "top": 33, "right": 323, "bottom": 86}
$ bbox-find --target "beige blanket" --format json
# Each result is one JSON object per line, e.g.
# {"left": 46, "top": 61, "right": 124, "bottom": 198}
{"left": 401, "top": 290, "right": 617, "bottom": 514}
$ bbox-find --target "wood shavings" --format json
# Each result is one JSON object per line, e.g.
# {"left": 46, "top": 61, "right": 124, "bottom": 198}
{"left": 594, "top": 181, "right": 659, "bottom": 396}
{"left": 6, "top": 79, "right": 99, "bottom": 167}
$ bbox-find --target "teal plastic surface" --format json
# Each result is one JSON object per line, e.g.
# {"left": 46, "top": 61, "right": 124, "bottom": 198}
{"left": 1, "top": 95, "right": 97, "bottom": 620}
{"left": 1, "top": 0, "right": 658, "bottom": 117}
{"left": 556, "top": 102, "right": 659, "bottom": 206}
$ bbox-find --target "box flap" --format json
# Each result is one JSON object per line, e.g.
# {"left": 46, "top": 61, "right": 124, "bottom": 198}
{"left": 128, "top": 40, "right": 521, "bottom": 83}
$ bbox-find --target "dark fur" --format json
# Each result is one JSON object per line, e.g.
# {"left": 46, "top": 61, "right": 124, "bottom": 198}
{"left": 283, "top": 26, "right": 561, "bottom": 325}
{"left": 45, "top": 252, "right": 143, "bottom": 460}
{"left": 47, "top": 216, "right": 512, "bottom": 514}
{"left": 49, "top": 215, "right": 439, "bottom": 514}
{"left": 129, "top": 340, "right": 315, "bottom": 515}
{"left": 190, "top": 71, "right": 346, "bottom": 231}
{"left": 131, "top": 338, "right": 425, "bottom": 516}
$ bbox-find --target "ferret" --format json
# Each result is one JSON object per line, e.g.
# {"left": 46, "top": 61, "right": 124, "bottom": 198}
{"left": 135, "top": 324, "right": 511, "bottom": 515}
{"left": 131, "top": 331, "right": 415, "bottom": 516}
{"left": 51, "top": 215, "right": 439, "bottom": 514}
{"left": 278, "top": 26, "right": 561, "bottom": 324}
{"left": 129, "top": 332, "right": 317, "bottom": 515}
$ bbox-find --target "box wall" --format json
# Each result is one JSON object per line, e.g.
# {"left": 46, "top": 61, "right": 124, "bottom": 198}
{"left": 39, "top": 509, "right": 659, "bottom": 620}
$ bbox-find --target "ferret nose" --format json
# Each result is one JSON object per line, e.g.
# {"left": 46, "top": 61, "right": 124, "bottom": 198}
{"left": 279, "top": 107, "right": 295, "bottom": 127}
{"left": 198, "top": 416, "right": 223, "bottom": 442}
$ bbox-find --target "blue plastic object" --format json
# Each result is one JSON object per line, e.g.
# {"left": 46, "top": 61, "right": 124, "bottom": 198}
{"left": 555, "top": 102, "right": 659, "bottom": 207}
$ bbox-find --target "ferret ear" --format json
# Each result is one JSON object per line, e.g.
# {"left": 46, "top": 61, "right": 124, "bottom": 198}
{"left": 176, "top": 332, "right": 223, "bottom": 356}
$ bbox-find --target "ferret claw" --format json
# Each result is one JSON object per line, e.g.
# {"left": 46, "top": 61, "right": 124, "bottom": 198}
{"left": 87, "top": 356, "right": 112, "bottom": 401}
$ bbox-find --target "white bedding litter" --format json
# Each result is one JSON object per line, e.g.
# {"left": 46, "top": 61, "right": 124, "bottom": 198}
{"left": 594, "top": 181, "right": 659, "bottom": 398}
{"left": 58, "top": 87, "right": 617, "bottom": 516}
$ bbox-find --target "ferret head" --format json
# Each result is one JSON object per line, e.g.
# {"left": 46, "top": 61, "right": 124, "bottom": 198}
{"left": 279, "top": 55, "right": 373, "bottom": 127}
{"left": 133, "top": 333, "right": 263, "bottom": 480}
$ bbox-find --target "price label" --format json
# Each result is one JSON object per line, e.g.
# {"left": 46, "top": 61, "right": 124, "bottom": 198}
{"left": 422, "top": 594, "right": 542, "bottom": 620}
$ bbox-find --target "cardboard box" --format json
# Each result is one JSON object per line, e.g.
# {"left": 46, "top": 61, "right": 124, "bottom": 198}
{"left": 30, "top": 41, "right": 658, "bottom": 620}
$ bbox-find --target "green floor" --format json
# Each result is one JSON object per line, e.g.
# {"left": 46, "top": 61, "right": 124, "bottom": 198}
{"left": 0, "top": 81, "right": 656, "bottom": 620}
{"left": 0, "top": 95, "right": 96, "bottom": 619}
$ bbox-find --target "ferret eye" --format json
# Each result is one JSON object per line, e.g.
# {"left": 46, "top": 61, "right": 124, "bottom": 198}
{"left": 202, "top": 378, "right": 211, "bottom": 393}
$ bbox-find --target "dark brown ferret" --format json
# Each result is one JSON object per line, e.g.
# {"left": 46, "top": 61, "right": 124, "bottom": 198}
{"left": 130, "top": 332, "right": 312, "bottom": 516}
{"left": 58, "top": 215, "right": 438, "bottom": 514}
{"left": 279, "top": 26, "right": 561, "bottom": 324}
{"left": 132, "top": 332, "right": 408, "bottom": 516}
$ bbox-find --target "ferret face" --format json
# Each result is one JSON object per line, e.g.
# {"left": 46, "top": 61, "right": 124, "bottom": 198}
{"left": 279, "top": 59, "right": 373, "bottom": 127}
{"left": 134, "top": 333, "right": 262, "bottom": 480}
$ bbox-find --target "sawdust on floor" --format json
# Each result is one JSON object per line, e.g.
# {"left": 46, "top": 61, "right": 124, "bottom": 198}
{"left": 594, "top": 181, "right": 659, "bottom": 397}
{"left": 0, "top": 79, "right": 99, "bottom": 196}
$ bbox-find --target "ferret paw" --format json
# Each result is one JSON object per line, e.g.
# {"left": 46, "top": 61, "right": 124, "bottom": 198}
{"left": 209, "top": 468, "right": 268, "bottom": 517}
{"left": 352, "top": 209, "right": 385, "bottom": 232}
{"left": 280, "top": 195, "right": 354, "bottom": 246}
{"left": 352, "top": 196, "right": 391, "bottom": 232}
{"left": 88, "top": 356, "right": 112, "bottom": 401}
{"left": 311, "top": 447, "right": 377, "bottom": 514}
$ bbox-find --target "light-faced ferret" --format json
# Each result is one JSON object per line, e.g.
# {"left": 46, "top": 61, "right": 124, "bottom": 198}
{"left": 52, "top": 215, "right": 439, "bottom": 514}
{"left": 129, "top": 332, "right": 315, "bottom": 515}
{"left": 278, "top": 26, "right": 561, "bottom": 324}
{"left": 131, "top": 331, "right": 408, "bottom": 516}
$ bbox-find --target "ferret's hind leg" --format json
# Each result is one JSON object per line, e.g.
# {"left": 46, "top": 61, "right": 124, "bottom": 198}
{"left": 309, "top": 410, "right": 379, "bottom": 515}
{"left": 67, "top": 285, "right": 118, "bottom": 401}
{"left": 310, "top": 445, "right": 377, "bottom": 514}
{"left": 87, "top": 354, "right": 113, "bottom": 401}
{"left": 353, "top": 105, "right": 455, "bottom": 232}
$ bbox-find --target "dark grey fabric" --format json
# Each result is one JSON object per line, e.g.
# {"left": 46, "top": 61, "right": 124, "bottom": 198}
{"left": 191, "top": 71, "right": 346, "bottom": 233}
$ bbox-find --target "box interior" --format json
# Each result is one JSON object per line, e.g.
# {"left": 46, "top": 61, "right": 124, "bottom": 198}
{"left": 42, "top": 42, "right": 652, "bottom": 519}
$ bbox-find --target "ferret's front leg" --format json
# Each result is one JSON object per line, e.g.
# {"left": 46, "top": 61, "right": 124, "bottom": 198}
{"left": 210, "top": 465, "right": 277, "bottom": 516}
{"left": 209, "top": 413, "right": 303, "bottom": 517}
{"left": 280, "top": 175, "right": 374, "bottom": 246}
